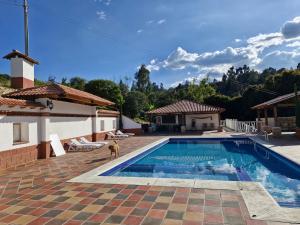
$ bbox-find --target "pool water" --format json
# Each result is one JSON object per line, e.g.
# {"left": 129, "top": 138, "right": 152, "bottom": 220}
{"left": 102, "top": 138, "right": 300, "bottom": 207}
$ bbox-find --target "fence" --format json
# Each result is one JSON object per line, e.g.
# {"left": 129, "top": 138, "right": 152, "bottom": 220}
{"left": 223, "top": 119, "right": 259, "bottom": 133}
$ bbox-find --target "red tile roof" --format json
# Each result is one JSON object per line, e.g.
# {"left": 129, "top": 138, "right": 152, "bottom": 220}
{"left": 3, "top": 83, "right": 114, "bottom": 106}
{"left": 97, "top": 109, "right": 120, "bottom": 116}
{"left": 0, "top": 97, "right": 45, "bottom": 108}
{"left": 252, "top": 92, "right": 300, "bottom": 110}
{"left": 3, "top": 50, "right": 39, "bottom": 64}
{"left": 146, "top": 100, "right": 225, "bottom": 114}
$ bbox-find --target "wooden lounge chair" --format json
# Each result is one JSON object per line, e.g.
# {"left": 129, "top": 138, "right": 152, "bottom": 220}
{"left": 107, "top": 131, "right": 128, "bottom": 140}
{"left": 68, "top": 139, "right": 103, "bottom": 151}
{"left": 79, "top": 137, "right": 108, "bottom": 145}
{"left": 116, "top": 130, "right": 135, "bottom": 136}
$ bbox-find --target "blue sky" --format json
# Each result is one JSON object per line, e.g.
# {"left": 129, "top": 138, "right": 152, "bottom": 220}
{"left": 1, "top": 0, "right": 300, "bottom": 87}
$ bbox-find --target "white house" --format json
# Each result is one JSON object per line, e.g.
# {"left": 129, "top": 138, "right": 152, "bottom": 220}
{"left": 0, "top": 50, "right": 120, "bottom": 170}
{"left": 146, "top": 100, "right": 225, "bottom": 132}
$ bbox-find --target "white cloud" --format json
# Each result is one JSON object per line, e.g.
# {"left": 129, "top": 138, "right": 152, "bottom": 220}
{"left": 137, "top": 29, "right": 143, "bottom": 34}
{"left": 157, "top": 19, "right": 166, "bottom": 25}
{"left": 246, "top": 32, "right": 283, "bottom": 50}
{"left": 95, "top": 0, "right": 111, "bottom": 6}
{"left": 146, "top": 20, "right": 154, "bottom": 25}
{"left": 281, "top": 17, "right": 300, "bottom": 39}
{"left": 235, "top": 39, "right": 242, "bottom": 43}
{"left": 147, "top": 16, "right": 300, "bottom": 86}
{"left": 287, "top": 41, "right": 300, "bottom": 47}
{"left": 259, "top": 49, "right": 300, "bottom": 69}
{"left": 96, "top": 10, "right": 106, "bottom": 20}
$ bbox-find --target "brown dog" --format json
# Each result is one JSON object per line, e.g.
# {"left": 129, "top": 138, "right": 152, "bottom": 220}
{"left": 109, "top": 140, "right": 120, "bottom": 159}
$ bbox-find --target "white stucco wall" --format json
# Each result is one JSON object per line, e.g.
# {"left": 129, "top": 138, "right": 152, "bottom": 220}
{"left": 0, "top": 99, "right": 117, "bottom": 151}
{"left": 185, "top": 113, "right": 219, "bottom": 130}
{"left": 122, "top": 115, "right": 141, "bottom": 129}
{"left": 0, "top": 115, "right": 39, "bottom": 152}
{"left": 11, "top": 57, "right": 34, "bottom": 80}
{"left": 37, "top": 99, "right": 97, "bottom": 115}
{"left": 96, "top": 117, "right": 118, "bottom": 133}
{"left": 48, "top": 117, "right": 92, "bottom": 140}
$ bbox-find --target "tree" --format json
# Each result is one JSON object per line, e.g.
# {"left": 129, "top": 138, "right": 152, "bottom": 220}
{"left": 134, "top": 65, "right": 151, "bottom": 93}
{"left": 123, "top": 91, "right": 148, "bottom": 118}
{"left": 187, "top": 78, "right": 216, "bottom": 103}
{"left": 69, "top": 77, "right": 86, "bottom": 90}
{"left": 85, "top": 80, "right": 124, "bottom": 107}
{"left": 61, "top": 77, "right": 68, "bottom": 85}
{"left": 119, "top": 79, "right": 129, "bottom": 97}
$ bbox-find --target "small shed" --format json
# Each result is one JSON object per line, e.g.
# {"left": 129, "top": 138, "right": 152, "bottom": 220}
{"left": 146, "top": 100, "right": 225, "bottom": 132}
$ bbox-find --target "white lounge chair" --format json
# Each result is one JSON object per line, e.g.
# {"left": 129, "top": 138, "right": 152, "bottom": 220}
{"left": 107, "top": 131, "right": 128, "bottom": 140}
{"left": 79, "top": 137, "right": 108, "bottom": 145}
{"left": 116, "top": 130, "right": 135, "bottom": 136}
{"left": 68, "top": 139, "right": 103, "bottom": 151}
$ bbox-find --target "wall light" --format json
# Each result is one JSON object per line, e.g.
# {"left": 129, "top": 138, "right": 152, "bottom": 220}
{"left": 46, "top": 100, "right": 54, "bottom": 110}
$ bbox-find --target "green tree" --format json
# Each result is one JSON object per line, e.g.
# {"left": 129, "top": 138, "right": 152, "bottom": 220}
{"left": 187, "top": 78, "right": 216, "bottom": 103}
{"left": 123, "top": 91, "right": 148, "bottom": 118}
{"left": 85, "top": 79, "right": 124, "bottom": 107}
{"left": 134, "top": 65, "right": 151, "bottom": 93}
{"left": 69, "top": 77, "right": 86, "bottom": 90}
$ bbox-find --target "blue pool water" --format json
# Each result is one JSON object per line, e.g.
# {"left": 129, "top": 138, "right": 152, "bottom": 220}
{"left": 101, "top": 138, "right": 300, "bottom": 207}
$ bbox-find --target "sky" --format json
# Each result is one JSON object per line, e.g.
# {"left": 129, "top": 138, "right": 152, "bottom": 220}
{"left": 1, "top": 0, "right": 300, "bottom": 87}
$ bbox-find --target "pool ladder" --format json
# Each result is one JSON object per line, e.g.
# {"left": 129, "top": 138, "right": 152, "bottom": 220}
{"left": 254, "top": 143, "right": 270, "bottom": 159}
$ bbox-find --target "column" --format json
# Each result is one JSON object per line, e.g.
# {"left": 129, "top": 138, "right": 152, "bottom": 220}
{"left": 273, "top": 105, "right": 278, "bottom": 127}
{"left": 39, "top": 115, "right": 51, "bottom": 159}
{"left": 264, "top": 109, "right": 269, "bottom": 126}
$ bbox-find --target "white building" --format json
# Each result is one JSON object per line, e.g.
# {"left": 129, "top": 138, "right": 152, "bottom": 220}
{"left": 0, "top": 50, "right": 121, "bottom": 170}
{"left": 146, "top": 100, "right": 225, "bottom": 132}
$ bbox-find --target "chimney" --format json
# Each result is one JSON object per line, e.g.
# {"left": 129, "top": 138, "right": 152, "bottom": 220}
{"left": 3, "top": 50, "right": 39, "bottom": 89}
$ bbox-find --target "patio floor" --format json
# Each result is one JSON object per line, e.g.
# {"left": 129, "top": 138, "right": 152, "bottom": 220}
{"left": 0, "top": 134, "right": 291, "bottom": 225}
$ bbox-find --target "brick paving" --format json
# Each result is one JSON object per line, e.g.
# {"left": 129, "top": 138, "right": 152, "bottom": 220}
{"left": 0, "top": 135, "right": 287, "bottom": 225}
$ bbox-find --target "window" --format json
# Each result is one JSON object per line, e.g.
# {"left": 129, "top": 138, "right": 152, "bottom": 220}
{"left": 100, "top": 120, "right": 105, "bottom": 131}
{"left": 112, "top": 120, "right": 116, "bottom": 129}
{"left": 162, "top": 115, "right": 176, "bottom": 124}
{"left": 13, "top": 123, "right": 29, "bottom": 145}
{"left": 13, "top": 123, "right": 21, "bottom": 143}
{"left": 191, "top": 119, "right": 196, "bottom": 128}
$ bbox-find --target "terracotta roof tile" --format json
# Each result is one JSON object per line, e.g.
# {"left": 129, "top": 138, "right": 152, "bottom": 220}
{"left": 3, "top": 83, "right": 114, "bottom": 106}
{"left": 0, "top": 97, "right": 45, "bottom": 108}
{"left": 251, "top": 91, "right": 300, "bottom": 110}
{"left": 146, "top": 100, "right": 225, "bottom": 114}
{"left": 3, "top": 50, "right": 39, "bottom": 64}
{"left": 97, "top": 109, "right": 120, "bottom": 116}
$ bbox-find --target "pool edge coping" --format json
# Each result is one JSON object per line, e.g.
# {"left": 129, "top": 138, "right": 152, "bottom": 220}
{"left": 68, "top": 135, "right": 300, "bottom": 223}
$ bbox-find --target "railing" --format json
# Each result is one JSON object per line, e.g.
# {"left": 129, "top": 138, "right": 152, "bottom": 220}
{"left": 223, "top": 119, "right": 269, "bottom": 141}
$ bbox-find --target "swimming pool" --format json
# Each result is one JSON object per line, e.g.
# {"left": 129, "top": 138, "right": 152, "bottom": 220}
{"left": 101, "top": 138, "right": 300, "bottom": 208}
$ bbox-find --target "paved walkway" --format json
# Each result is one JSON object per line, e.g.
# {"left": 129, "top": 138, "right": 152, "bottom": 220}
{"left": 0, "top": 135, "right": 290, "bottom": 225}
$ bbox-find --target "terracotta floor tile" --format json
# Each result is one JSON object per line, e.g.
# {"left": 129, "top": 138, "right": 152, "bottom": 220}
{"left": 123, "top": 215, "right": 144, "bottom": 225}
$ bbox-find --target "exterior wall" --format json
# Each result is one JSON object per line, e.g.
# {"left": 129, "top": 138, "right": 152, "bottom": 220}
{"left": 122, "top": 115, "right": 143, "bottom": 135}
{"left": 11, "top": 57, "right": 34, "bottom": 81}
{"left": 36, "top": 99, "right": 97, "bottom": 115}
{"left": 94, "top": 116, "right": 118, "bottom": 140}
{"left": 0, "top": 99, "right": 119, "bottom": 168}
{"left": 48, "top": 117, "right": 92, "bottom": 140}
{"left": 122, "top": 115, "right": 141, "bottom": 129}
{"left": 0, "top": 115, "right": 39, "bottom": 152}
{"left": 185, "top": 113, "right": 219, "bottom": 130}
{"left": 0, "top": 113, "right": 40, "bottom": 170}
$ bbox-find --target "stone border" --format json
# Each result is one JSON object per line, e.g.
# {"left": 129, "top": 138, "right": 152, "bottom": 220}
{"left": 68, "top": 136, "right": 300, "bottom": 223}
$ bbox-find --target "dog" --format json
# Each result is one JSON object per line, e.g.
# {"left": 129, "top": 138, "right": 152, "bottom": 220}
{"left": 109, "top": 140, "right": 120, "bottom": 159}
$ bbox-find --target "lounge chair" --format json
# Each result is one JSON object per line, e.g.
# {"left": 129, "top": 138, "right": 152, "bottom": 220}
{"left": 68, "top": 139, "right": 103, "bottom": 151}
{"left": 116, "top": 130, "right": 135, "bottom": 136}
{"left": 107, "top": 131, "right": 128, "bottom": 140}
{"left": 79, "top": 137, "right": 108, "bottom": 145}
